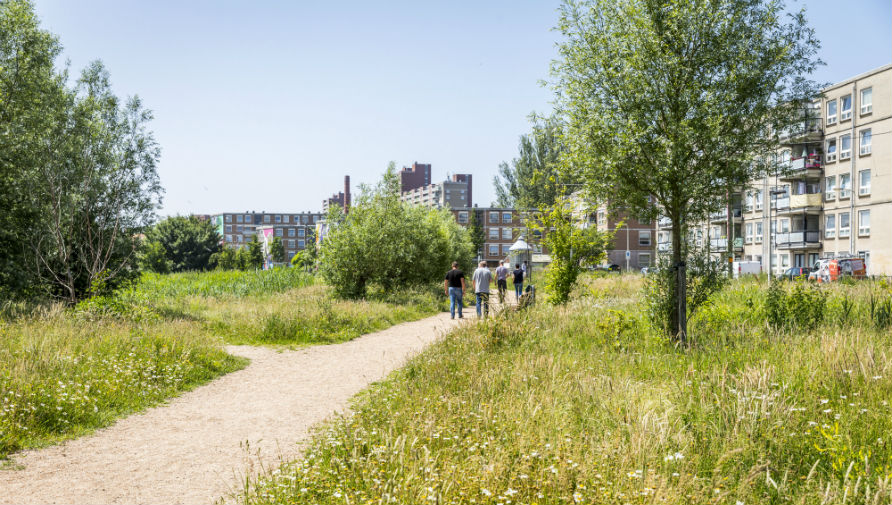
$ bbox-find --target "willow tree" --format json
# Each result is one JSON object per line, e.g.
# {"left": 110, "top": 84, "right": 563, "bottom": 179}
{"left": 553, "top": 0, "right": 821, "bottom": 342}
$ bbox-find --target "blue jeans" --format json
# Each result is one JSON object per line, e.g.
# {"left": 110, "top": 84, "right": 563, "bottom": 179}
{"left": 514, "top": 282, "right": 523, "bottom": 299}
{"left": 448, "top": 287, "right": 463, "bottom": 318}
{"left": 476, "top": 292, "right": 490, "bottom": 318}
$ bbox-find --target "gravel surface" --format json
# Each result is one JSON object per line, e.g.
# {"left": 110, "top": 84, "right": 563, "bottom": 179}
{"left": 0, "top": 312, "right": 459, "bottom": 504}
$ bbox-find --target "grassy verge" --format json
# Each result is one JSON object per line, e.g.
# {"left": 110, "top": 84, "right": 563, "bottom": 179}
{"left": 241, "top": 274, "right": 892, "bottom": 504}
{"left": 1, "top": 268, "right": 445, "bottom": 458}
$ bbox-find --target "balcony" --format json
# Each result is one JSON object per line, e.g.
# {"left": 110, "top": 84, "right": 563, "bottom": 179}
{"left": 709, "top": 237, "right": 744, "bottom": 252}
{"left": 710, "top": 207, "right": 743, "bottom": 222}
{"left": 779, "top": 118, "right": 823, "bottom": 144}
{"left": 776, "top": 193, "right": 822, "bottom": 214}
{"left": 657, "top": 242, "right": 671, "bottom": 253}
{"left": 658, "top": 217, "right": 673, "bottom": 228}
{"left": 776, "top": 230, "right": 821, "bottom": 249}
{"left": 779, "top": 156, "right": 823, "bottom": 181}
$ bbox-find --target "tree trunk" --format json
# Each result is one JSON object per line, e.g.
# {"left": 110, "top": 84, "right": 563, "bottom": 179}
{"left": 670, "top": 218, "right": 687, "bottom": 345}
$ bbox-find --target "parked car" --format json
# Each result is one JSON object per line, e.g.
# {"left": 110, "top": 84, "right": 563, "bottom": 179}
{"left": 780, "top": 266, "right": 811, "bottom": 280}
{"left": 602, "top": 264, "right": 621, "bottom": 272}
{"left": 732, "top": 260, "right": 762, "bottom": 278}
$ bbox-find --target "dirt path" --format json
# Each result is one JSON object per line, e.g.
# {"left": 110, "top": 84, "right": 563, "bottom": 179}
{"left": 0, "top": 312, "right": 462, "bottom": 504}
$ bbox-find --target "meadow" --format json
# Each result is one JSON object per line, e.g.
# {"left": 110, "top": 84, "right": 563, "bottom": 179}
{"left": 0, "top": 268, "right": 444, "bottom": 458}
{"left": 241, "top": 274, "right": 892, "bottom": 505}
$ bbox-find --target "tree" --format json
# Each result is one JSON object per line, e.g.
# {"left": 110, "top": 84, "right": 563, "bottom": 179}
{"left": 534, "top": 196, "right": 611, "bottom": 304}
{"left": 319, "top": 163, "right": 474, "bottom": 298}
{"left": 553, "top": 0, "right": 821, "bottom": 342}
{"left": 141, "top": 216, "right": 220, "bottom": 273}
{"left": 466, "top": 209, "right": 486, "bottom": 261}
{"left": 270, "top": 237, "right": 287, "bottom": 264}
{"left": 139, "top": 240, "right": 172, "bottom": 274}
{"left": 247, "top": 235, "right": 264, "bottom": 270}
{"left": 494, "top": 116, "right": 574, "bottom": 208}
{"left": 212, "top": 247, "right": 238, "bottom": 270}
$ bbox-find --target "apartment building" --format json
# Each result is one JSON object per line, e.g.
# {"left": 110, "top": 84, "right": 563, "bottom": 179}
{"left": 401, "top": 173, "right": 473, "bottom": 209}
{"left": 452, "top": 207, "right": 533, "bottom": 266}
{"left": 571, "top": 193, "right": 657, "bottom": 270}
{"left": 658, "top": 64, "right": 891, "bottom": 276}
{"left": 214, "top": 211, "right": 324, "bottom": 260}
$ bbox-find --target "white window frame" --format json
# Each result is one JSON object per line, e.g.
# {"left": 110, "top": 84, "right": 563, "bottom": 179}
{"left": 858, "top": 210, "right": 870, "bottom": 236}
{"left": 839, "top": 173, "right": 851, "bottom": 199}
{"left": 298, "top": 239, "right": 305, "bottom": 249}
{"left": 275, "top": 228, "right": 283, "bottom": 237}
{"left": 488, "top": 244, "right": 499, "bottom": 256}
{"left": 755, "top": 222, "right": 763, "bottom": 243}
{"left": 489, "top": 212, "right": 499, "bottom": 224}
{"left": 458, "top": 211, "right": 468, "bottom": 224}
{"left": 502, "top": 228, "right": 512, "bottom": 240}
{"left": 488, "top": 228, "right": 499, "bottom": 239}
{"left": 225, "top": 225, "right": 232, "bottom": 233}
{"left": 859, "top": 169, "right": 871, "bottom": 196}
{"left": 236, "top": 215, "right": 243, "bottom": 223}
{"left": 287, "top": 239, "right": 295, "bottom": 248}
{"left": 639, "top": 230, "right": 652, "bottom": 246}
{"left": 825, "top": 175, "right": 836, "bottom": 200}
{"left": 826, "top": 99, "right": 837, "bottom": 125}
{"left": 755, "top": 191, "right": 763, "bottom": 211}
{"left": 502, "top": 244, "right": 512, "bottom": 255}
{"left": 225, "top": 214, "right": 232, "bottom": 223}
{"left": 826, "top": 138, "right": 837, "bottom": 162}
{"left": 225, "top": 234, "right": 232, "bottom": 243}
{"left": 288, "top": 228, "right": 295, "bottom": 237}
{"left": 840, "top": 94, "right": 852, "bottom": 121}
{"left": 861, "top": 87, "right": 872, "bottom": 115}
{"left": 745, "top": 223, "right": 753, "bottom": 243}
{"left": 502, "top": 212, "right": 512, "bottom": 223}
{"left": 639, "top": 253, "right": 652, "bottom": 267}
{"left": 825, "top": 214, "right": 836, "bottom": 239}
{"left": 840, "top": 134, "right": 852, "bottom": 160}
{"left": 839, "top": 212, "right": 851, "bottom": 238}
{"left": 298, "top": 228, "right": 306, "bottom": 237}
{"left": 264, "top": 215, "right": 271, "bottom": 223}
{"left": 860, "top": 129, "right": 872, "bottom": 156}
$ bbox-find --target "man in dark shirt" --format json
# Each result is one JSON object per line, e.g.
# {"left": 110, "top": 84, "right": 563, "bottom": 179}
{"left": 444, "top": 261, "right": 466, "bottom": 319}
{"left": 512, "top": 263, "right": 524, "bottom": 301}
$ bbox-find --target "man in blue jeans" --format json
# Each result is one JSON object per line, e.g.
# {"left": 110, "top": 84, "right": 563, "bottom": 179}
{"left": 444, "top": 261, "right": 466, "bottom": 319}
{"left": 512, "top": 263, "right": 524, "bottom": 300}
{"left": 472, "top": 261, "right": 493, "bottom": 319}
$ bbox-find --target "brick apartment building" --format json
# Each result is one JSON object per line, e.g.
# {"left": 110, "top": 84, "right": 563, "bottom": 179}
{"left": 214, "top": 211, "right": 323, "bottom": 261}
{"left": 451, "top": 207, "right": 541, "bottom": 266}
{"left": 399, "top": 162, "right": 473, "bottom": 209}
{"left": 570, "top": 193, "right": 657, "bottom": 270}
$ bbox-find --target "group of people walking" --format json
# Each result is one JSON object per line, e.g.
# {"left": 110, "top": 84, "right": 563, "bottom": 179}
{"left": 443, "top": 260, "right": 527, "bottom": 319}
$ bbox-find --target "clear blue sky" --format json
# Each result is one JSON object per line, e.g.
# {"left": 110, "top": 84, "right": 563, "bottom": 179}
{"left": 33, "top": 0, "right": 891, "bottom": 216}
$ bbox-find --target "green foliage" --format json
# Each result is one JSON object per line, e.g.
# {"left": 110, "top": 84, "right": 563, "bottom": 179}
{"left": 319, "top": 163, "right": 474, "bottom": 298}
{"left": 270, "top": 237, "right": 286, "bottom": 264}
{"left": 140, "top": 216, "right": 220, "bottom": 273}
{"left": 553, "top": 0, "right": 822, "bottom": 336}
{"left": 247, "top": 235, "right": 264, "bottom": 269}
{"left": 466, "top": 208, "right": 486, "bottom": 260}
{"left": 211, "top": 247, "right": 239, "bottom": 270}
{"left": 764, "top": 280, "right": 827, "bottom": 331}
{"left": 869, "top": 293, "right": 892, "bottom": 331}
{"left": 494, "top": 116, "right": 572, "bottom": 208}
{"left": 534, "top": 196, "right": 611, "bottom": 304}
{"left": 643, "top": 249, "right": 729, "bottom": 338}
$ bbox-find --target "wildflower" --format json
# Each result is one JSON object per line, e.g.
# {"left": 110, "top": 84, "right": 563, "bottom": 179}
{"left": 664, "top": 452, "right": 684, "bottom": 462}
{"left": 820, "top": 399, "right": 829, "bottom": 404}
{"left": 481, "top": 489, "right": 492, "bottom": 496}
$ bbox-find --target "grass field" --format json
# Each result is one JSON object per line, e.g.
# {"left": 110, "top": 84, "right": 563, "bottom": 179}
{"left": 0, "top": 268, "right": 445, "bottom": 458}
{"left": 242, "top": 274, "right": 892, "bottom": 505}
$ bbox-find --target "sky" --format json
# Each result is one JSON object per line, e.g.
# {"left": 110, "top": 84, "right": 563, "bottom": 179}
{"left": 32, "top": 0, "right": 892, "bottom": 216}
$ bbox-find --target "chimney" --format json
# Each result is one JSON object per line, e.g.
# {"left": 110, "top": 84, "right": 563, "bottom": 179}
{"left": 344, "top": 175, "right": 351, "bottom": 213}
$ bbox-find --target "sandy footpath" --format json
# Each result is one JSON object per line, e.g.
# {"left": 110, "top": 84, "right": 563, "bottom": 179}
{"left": 0, "top": 312, "right": 460, "bottom": 504}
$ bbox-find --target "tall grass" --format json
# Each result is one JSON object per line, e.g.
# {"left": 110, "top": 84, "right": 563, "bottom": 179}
{"left": 241, "top": 275, "right": 892, "bottom": 505}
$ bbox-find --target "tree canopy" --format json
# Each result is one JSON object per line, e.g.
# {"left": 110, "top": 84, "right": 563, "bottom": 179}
{"left": 141, "top": 216, "right": 221, "bottom": 273}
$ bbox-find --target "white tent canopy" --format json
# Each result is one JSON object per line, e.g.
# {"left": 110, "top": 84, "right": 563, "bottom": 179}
{"left": 508, "top": 236, "right": 531, "bottom": 253}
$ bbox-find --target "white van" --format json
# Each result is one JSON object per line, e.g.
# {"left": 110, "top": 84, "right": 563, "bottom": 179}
{"left": 732, "top": 261, "right": 762, "bottom": 278}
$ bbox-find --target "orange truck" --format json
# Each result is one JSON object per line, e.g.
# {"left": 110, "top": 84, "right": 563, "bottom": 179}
{"left": 815, "top": 257, "right": 866, "bottom": 282}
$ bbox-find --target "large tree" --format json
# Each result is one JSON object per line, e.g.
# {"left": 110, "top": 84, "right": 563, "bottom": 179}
{"left": 553, "top": 0, "right": 821, "bottom": 341}
{"left": 141, "top": 216, "right": 220, "bottom": 273}
{"left": 494, "top": 116, "right": 574, "bottom": 208}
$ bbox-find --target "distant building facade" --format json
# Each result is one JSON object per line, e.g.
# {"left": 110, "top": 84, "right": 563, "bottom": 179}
{"left": 214, "top": 211, "right": 323, "bottom": 261}
{"left": 322, "top": 176, "right": 351, "bottom": 214}
{"left": 451, "top": 207, "right": 538, "bottom": 267}
{"left": 399, "top": 162, "right": 473, "bottom": 209}
{"left": 571, "top": 193, "right": 656, "bottom": 270}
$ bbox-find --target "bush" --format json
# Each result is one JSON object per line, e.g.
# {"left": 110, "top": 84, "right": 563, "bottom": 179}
{"left": 764, "top": 280, "right": 827, "bottom": 331}
{"left": 319, "top": 164, "right": 474, "bottom": 298}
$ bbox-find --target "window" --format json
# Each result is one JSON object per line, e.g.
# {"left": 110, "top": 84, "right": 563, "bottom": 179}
{"left": 755, "top": 222, "right": 763, "bottom": 243}
{"left": 288, "top": 228, "right": 295, "bottom": 237}
{"left": 839, "top": 173, "right": 851, "bottom": 199}
{"left": 861, "top": 87, "right": 872, "bottom": 115}
{"left": 283, "top": 215, "right": 290, "bottom": 223}
{"left": 597, "top": 210, "right": 606, "bottom": 224}
{"left": 458, "top": 211, "right": 468, "bottom": 224}
{"left": 275, "top": 215, "right": 281, "bottom": 223}
{"left": 825, "top": 214, "right": 836, "bottom": 238}
{"left": 826, "top": 99, "right": 837, "bottom": 124}
{"left": 859, "top": 169, "right": 871, "bottom": 195}
{"left": 839, "top": 212, "right": 850, "bottom": 238}
{"left": 236, "top": 215, "right": 243, "bottom": 223}
{"left": 236, "top": 235, "right": 243, "bottom": 243}
{"left": 287, "top": 239, "right": 295, "bottom": 248}
{"left": 860, "top": 129, "right": 872, "bottom": 155}
{"left": 225, "top": 215, "right": 232, "bottom": 223}
{"left": 639, "top": 230, "right": 652, "bottom": 246}
{"left": 840, "top": 94, "right": 852, "bottom": 121}
{"left": 298, "top": 239, "right": 305, "bottom": 249}
{"left": 779, "top": 219, "right": 789, "bottom": 233}
{"left": 825, "top": 175, "right": 836, "bottom": 200}
{"left": 236, "top": 225, "right": 243, "bottom": 232}
{"left": 840, "top": 134, "right": 852, "bottom": 159}
{"left": 488, "top": 228, "right": 499, "bottom": 239}
{"left": 745, "top": 223, "right": 753, "bottom": 243}
{"left": 275, "top": 228, "right": 283, "bottom": 237}
{"left": 859, "top": 210, "right": 870, "bottom": 236}
{"left": 488, "top": 244, "right": 498, "bottom": 256}
{"left": 745, "top": 192, "right": 753, "bottom": 211}
{"left": 489, "top": 212, "right": 499, "bottom": 223}
{"left": 245, "top": 214, "right": 252, "bottom": 223}
{"left": 502, "top": 244, "right": 511, "bottom": 255}
{"left": 781, "top": 254, "right": 790, "bottom": 269}
{"left": 313, "top": 215, "right": 319, "bottom": 223}
{"left": 755, "top": 191, "right": 763, "bottom": 210}
{"left": 639, "top": 253, "right": 651, "bottom": 267}
{"left": 826, "top": 139, "right": 837, "bottom": 162}
{"left": 298, "top": 228, "right": 305, "bottom": 237}
{"left": 502, "top": 212, "right": 512, "bottom": 223}
{"left": 502, "top": 228, "right": 512, "bottom": 240}
{"left": 225, "top": 234, "right": 232, "bottom": 243}
{"left": 225, "top": 225, "right": 232, "bottom": 233}
{"left": 302, "top": 215, "right": 309, "bottom": 223}
{"left": 264, "top": 215, "right": 271, "bottom": 223}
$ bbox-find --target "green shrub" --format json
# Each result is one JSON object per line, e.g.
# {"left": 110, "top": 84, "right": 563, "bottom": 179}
{"left": 764, "top": 280, "right": 827, "bottom": 331}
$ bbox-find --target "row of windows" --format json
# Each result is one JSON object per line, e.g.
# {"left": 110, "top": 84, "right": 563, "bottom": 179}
{"left": 225, "top": 225, "right": 310, "bottom": 236}
{"left": 825, "top": 170, "right": 871, "bottom": 199}
{"left": 824, "top": 210, "right": 871, "bottom": 238}
{"left": 484, "top": 243, "right": 544, "bottom": 256}
{"left": 826, "top": 87, "right": 872, "bottom": 125}
{"left": 455, "top": 211, "right": 515, "bottom": 224}
{"left": 825, "top": 128, "right": 872, "bottom": 162}
{"left": 224, "top": 214, "right": 320, "bottom": 224}
{"left": 223, "top": 235, "right": 308, "bottom": 248}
